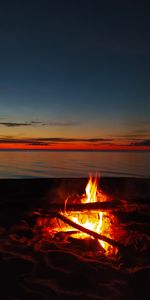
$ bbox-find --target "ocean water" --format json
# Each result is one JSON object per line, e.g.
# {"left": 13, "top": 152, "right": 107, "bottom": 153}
{"left": 0, "top": 150, "right": 150, "bottom": 178}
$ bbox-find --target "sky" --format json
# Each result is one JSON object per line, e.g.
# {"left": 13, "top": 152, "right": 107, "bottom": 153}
{"left": 0, "top": 0, "right": 150, "bottom": 150}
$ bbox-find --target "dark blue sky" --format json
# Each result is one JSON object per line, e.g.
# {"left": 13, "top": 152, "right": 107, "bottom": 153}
{"left": 0, "top": 0, "right": 150, "bottom": 149}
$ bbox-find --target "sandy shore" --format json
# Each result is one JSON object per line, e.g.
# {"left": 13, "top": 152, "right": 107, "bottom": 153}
{"left": 0, "top": 178, "right": 150, "bottom": 300}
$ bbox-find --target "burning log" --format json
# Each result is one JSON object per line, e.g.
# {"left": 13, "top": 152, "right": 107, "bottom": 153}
{"left": 36, "top": 200, "right": 130, "bottom": 215}
{"left": 54, "top": 212, "right": 124, "bottom": 251}
{"left": 35, "top": 210, "right": 125, "bottom": 252}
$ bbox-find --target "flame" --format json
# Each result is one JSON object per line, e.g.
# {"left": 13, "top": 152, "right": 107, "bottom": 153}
{"left": 84, "top": 176, "right": 97, "bottom": 203}
{"left": 63, "top": 176, "right": 110, "bottom": 252}
{"left": 38, "top": 176, "right": 123, "bottom": 256}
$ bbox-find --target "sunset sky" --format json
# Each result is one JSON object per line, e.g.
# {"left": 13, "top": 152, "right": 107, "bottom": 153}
{"left": 0, "top": 0, "right": 150, "bottom": 150}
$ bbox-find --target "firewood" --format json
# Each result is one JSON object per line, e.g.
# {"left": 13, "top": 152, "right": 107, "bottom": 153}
{"left": 36, "top": 200, "right": 127, "bottom": 214}
{"left": 54, "top": 212, "right": 124, "bottom": 251}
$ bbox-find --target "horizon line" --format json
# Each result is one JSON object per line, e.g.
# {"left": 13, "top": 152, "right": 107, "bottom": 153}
{"left": 0, "top": 149, "right": 150, "bottom": 152}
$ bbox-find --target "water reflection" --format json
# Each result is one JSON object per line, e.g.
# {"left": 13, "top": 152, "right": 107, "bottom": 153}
{"left": 0, "top": 151, "right": 150, "bottom": 178}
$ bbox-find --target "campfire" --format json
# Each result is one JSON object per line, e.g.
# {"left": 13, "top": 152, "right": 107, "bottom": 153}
{"left": 35, "top": 176, "right": 125, "bottom": 256}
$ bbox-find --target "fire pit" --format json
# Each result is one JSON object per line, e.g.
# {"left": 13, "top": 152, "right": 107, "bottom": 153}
{"left": 34, "top": 176, "right": 126, "bottom": 256}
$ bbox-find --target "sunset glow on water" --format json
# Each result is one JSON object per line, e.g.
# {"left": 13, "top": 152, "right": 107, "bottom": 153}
{"left": 0, "top": 150, "right": 149, "bottom": 178}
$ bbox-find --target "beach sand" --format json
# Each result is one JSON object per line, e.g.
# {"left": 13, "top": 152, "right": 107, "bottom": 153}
{"left": 0, "top": 178, "right": 150, "bottom": 300}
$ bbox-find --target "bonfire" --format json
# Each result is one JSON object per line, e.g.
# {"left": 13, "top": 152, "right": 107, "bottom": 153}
{"left": 35, "top": 176, "right": 126, "bottom": 256}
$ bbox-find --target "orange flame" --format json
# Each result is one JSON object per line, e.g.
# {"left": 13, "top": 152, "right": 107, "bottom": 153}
{"left": 58, "top": 176, "right": 114, "bottom": 253}
{"left": 84, "top": 176, "right": 97, "bottom": 203}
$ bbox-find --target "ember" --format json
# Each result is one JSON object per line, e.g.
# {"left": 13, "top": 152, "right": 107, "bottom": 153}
{"left": 36, "top": 176, "right": 125, "bottom": 256}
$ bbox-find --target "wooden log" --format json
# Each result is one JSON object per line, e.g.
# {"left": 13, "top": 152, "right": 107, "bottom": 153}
{"left": 36, "top": 200, "right": 128, "bottom": 214}
{"left": 54, "top": 212, "right": 124, "bottom": 251}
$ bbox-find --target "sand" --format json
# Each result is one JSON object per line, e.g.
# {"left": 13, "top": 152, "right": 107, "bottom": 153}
{"left": 0, "top": 178, "right": 150, "bottom": 300}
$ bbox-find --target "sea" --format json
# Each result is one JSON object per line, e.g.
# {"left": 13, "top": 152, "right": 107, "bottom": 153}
{"left": 0, "top": 150, "right": 150, "bottom": 178}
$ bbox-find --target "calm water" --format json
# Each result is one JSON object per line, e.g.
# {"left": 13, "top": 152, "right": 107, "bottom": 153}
{"left": 0, "top": 150, "right": 150, "bottom": 178}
